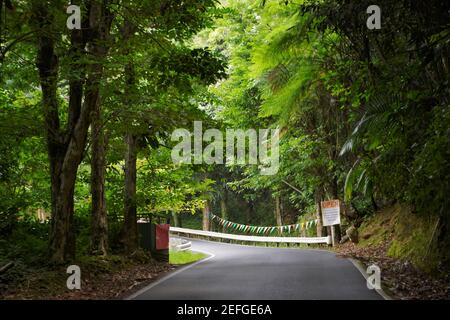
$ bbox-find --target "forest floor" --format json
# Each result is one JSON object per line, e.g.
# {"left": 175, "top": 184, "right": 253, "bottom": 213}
{"left": 1, "top": 249, "right": 213, "bottom": 300}
{"left": 0, "top": 254, "right": 175, "bottom": 300}
{"left": 335, "top": 240, "right": 450, "bottom": 300}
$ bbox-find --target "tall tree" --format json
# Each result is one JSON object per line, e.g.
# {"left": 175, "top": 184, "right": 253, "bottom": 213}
{"left": 32, "top": 0, "right": 113, "bottom": 262}
{"left": 90, "top": 4, "right": 113, "bottom": 256}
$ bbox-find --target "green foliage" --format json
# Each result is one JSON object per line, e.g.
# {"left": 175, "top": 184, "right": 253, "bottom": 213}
{"left": 198, "top": 0, "right": 450, "bottom": 271}
{"left": 1, "top": 0, "right": 449, "bottom": 278}
{"left": 0, "top": 0, "right": 226, "bottom": 264}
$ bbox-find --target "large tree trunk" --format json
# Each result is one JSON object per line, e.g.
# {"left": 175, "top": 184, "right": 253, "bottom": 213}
{"left": 35, "top": 3, "right": 78, "bottom": 263}
{"left": 88, "top": 0, "right": 114, "bottom": 256}
{"left": 123, "top": 132, "right": 138, "bottom": 253}
{"left": 49, "top": 158, "right": 77, "bottom": 263}
{"left": 121, "top": 19, "right": 139, "bottom": 254}
{"left": 91, "top": 99, "right": 108, "bottom": 255}
{"left": 34, "top": 1, "right": 112, "bottom": 263}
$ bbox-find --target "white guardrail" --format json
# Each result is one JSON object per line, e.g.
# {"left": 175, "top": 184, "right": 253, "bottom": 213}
{"left": 176, "top": 241, "right": 192, "bottom": 251}
{"left": 170, "top": 227, "right": 331, "bottom": 245}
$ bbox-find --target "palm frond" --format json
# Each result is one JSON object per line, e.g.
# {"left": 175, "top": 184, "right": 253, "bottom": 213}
{"left": 344, "top": 159, "right": 360, "bottom": 202}
{"left": 339, "top": 137, "right": 354, "bottom": 156}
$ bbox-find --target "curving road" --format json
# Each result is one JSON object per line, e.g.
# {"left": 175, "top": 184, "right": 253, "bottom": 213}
{"left": 129, "top": 239, "right": 383, "bottom": 300}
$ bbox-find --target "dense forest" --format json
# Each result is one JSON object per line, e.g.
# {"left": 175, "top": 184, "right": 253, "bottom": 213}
{"left": 0, "top": 0, "right": 449, "bottom": 298}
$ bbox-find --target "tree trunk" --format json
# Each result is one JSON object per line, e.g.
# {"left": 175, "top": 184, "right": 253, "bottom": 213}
{"left": 333, "top": 220, "right": 341, "bottom": 243}
{"left": 220, "top": 191, "right": 227, "bottom": 232}
{"left": 316, "top": 202, "right": 323, "bottom": 237}
{"left": 275, "top": 196, "right": 282, "bottom": 235}
{"left": 171, "top": 211, "right": 179, "bottom": 227}
{"left": 220, "top": 195, "right": 227, "bottom": 220}
{"left": 34, "top": 1, "right": 112, "bottom": 263}
{"left": 202, "top": 201, "right": 210, "bottom": 231}
{"left": 87, "top": 2, "right": 113, "bottom": 256}
{"left": 245, "top": 199, "right": 252, "bottom": 224}
{"left": 274, "top": 196, "right": 282, "bottom": 226}
{"left": 330, "top": 179, "right": 342, "bottom": 243}
{"left": 121, "top": 19, "right": 139, "bottom": 254}
{"left": 91, "top": 98, "right": 108, "bottom": 255}
{"left": 123, "top": 132, "right": 138, "bottom": 253}
{"left": 49, "top": 161, "right": 77, "bottom": 263}
{"left": 34, "top": 3, "right": 80, "bottom": 263}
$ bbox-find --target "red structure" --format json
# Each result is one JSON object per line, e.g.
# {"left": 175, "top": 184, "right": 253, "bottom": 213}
{"left": 155, "top": 224, "right": 170, "bottom": 250}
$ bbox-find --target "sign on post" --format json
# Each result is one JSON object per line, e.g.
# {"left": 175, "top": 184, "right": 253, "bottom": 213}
{"left": 321, "top": 200, "right": 340, "bottom": 226}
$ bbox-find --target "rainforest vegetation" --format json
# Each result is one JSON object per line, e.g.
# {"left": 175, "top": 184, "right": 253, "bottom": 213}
{"left": 0, "top": 0, "right": 449, "bottom": 294}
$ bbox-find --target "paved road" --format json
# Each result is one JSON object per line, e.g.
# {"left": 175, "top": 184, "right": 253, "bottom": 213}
{"left": 130, "top": 239, "right": 382, "bottom": 300}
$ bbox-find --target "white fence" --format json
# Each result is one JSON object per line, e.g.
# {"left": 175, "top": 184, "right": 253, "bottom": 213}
{"left": 169, "top": 237, "right": 192, "bottom": 251}
{"left": 170, "top": 227, "right": 331, "bottom": 245}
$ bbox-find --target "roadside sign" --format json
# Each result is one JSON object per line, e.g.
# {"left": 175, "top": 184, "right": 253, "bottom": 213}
{"left": 156, "top": 224, "right": 170, "bottom": 250}
{"left": 321, "top": 200, "right": 341, "bottom": 226}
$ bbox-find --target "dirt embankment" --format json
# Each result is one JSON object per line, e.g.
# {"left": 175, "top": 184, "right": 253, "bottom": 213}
{"left": 336, "top": 204, "right": 450, "bottom": 299}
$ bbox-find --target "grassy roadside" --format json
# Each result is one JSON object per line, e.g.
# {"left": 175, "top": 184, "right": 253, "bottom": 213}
{"left": 169, "top": 250, "right": 207, "bottom": 265}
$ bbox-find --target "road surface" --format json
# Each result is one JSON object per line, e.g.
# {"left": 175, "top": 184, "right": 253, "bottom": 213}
{"left": 129, "top": 239, "right": 383, "bottom": 300}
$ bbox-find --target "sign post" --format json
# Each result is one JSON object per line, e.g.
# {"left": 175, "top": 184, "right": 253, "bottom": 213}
{"left": 321, "top": 200, "right": 341, "bottom": 246}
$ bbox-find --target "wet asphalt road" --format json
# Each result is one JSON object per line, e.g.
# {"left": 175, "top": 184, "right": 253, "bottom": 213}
{"left": 130, "top": 239, "right": 382, "bottom": 300}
